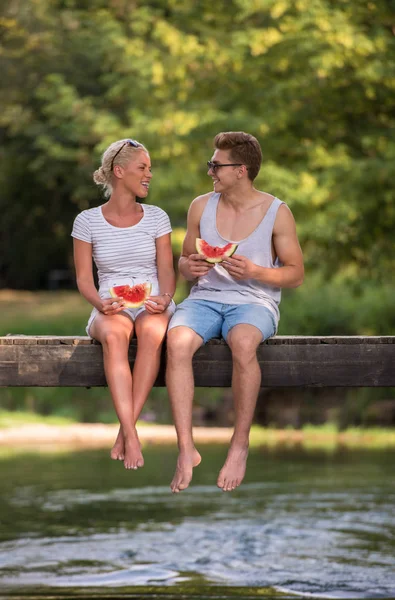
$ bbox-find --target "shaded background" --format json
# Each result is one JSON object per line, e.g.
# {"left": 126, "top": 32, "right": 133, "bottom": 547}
{"left": 1, "top": 0, "right": 395, "bottom": 427}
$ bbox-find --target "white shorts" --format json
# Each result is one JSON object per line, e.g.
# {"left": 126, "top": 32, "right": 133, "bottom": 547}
{"left": 86, "top": 277, "right": 176, "bottom": 337}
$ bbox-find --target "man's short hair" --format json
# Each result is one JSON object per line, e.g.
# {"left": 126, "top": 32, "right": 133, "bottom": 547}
{"left": 213, "top": 131, "right": 262, "bottom": 181}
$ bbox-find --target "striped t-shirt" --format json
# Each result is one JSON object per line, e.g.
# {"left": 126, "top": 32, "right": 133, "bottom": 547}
{"left": 71, "top": 204, "right": 172, "bottom": 291}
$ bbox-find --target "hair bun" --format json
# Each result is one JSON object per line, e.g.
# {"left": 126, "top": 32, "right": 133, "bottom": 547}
{"left": 93, "top": 166, "right": 107, "bottom": 185}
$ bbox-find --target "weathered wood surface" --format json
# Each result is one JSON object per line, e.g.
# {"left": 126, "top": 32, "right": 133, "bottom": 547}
{"left": 1, "top": 335, "right": 394, "bottom": 388}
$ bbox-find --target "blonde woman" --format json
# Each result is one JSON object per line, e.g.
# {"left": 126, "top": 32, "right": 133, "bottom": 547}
{"left": 72, "top": 139, "right": 176, "bottom": 470}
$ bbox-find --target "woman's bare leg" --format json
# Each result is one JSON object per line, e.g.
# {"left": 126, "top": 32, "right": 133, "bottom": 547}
{"left": 132, "top": 310, "right": 173, "bottom": 418}
{"left": 112, "top": 309, "right": 173, "bottom": 457}
{"left": 90, "top": 313, "right": 143, "bottom": 470}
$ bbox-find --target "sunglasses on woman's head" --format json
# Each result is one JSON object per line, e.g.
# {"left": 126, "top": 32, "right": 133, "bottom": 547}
{"left": 111, "top": 139, "right": 140, "bottom": 171}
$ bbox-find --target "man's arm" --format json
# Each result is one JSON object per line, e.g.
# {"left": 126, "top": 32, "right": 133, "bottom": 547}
{"left": 178, "top": 194, "right": 216, "bottom": 281}
{"left": 222, "top": 204, "right": 304, "bottom": 288}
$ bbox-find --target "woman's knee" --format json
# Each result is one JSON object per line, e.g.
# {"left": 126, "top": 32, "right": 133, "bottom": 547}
{"left": 99, "top": 327, "right": 130, "bottom": 352}
{"left": 136, "top": 315, "right": 170, "bottom": 348}
{"left": 136, "top": 326, "right": 166, "bottom": 351}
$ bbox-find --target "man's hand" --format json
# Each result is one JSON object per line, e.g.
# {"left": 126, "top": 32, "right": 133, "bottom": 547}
{"left": 221, "top": 254, "right": 257, "bottom": 280}
{"left": 187, "top": 253, "right": 216, "bottom": 278}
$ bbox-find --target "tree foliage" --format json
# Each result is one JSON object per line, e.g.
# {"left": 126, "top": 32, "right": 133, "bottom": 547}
{"left": 1, "top": 0, "right": 394, "bottom": 288}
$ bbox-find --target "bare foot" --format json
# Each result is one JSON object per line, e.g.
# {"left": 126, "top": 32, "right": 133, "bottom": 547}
{"left": 170, "top": 447, "right": 201, "bottom": 493}
{"left": 110, "top": 427, "right": 124, "bottom": 461}
{"left": 217, "top": 444, "right": 249, "bottom": 492}
{"left": 123, "top": 430, "right": 144, "bottom": 470}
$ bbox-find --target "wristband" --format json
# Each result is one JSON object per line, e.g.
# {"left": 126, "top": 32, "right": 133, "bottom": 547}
{"left": 162, "top": 293, "right": 173, "bottom": 300}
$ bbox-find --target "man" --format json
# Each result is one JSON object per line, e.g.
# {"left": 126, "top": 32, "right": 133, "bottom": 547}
{"left": 166, "top": 131, "right": 304, "bottom": 493}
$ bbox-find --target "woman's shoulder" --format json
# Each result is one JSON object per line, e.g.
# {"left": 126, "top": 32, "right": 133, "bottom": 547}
{"left": 74, "top": 205, "right": 101, "bottom": 220}
{"left": 142, "top": 204, "right": 170, "bottom": 219}
{"left": 78, "top": 205, "right": 102, "bottom": 217}
{"left": 73, "top": 206, "right": 102, "bottom": 227}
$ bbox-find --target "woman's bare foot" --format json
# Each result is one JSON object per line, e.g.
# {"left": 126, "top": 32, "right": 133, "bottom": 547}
{"left": 110, "top": 427, "right": 124, "bottom": 461}
{"left": 217, "top": 444, "right": 249, "bottom": 492}
{"left": 170, "top": 447, "right": 201, "bottom": 493}
{"left": 123, "top": 429, "right": 144, "bottom": 470}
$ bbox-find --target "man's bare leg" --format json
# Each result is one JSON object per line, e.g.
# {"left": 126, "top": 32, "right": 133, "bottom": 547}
{"left": 166, "top": 326, "right": 203, "bottom": 493}
{"left": 217, "top": 324, "right": 263, "bottom": 491}
{"left": 90, "top": 314, "right": 143, "bottom": 470}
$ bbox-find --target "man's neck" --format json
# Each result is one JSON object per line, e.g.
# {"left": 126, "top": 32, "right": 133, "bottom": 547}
{"left": 220, "top": 183, "right": 259, "bottom": 209}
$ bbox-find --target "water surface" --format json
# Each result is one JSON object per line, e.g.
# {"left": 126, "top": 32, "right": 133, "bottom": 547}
{"left": 0, "top": 444, "right": 394, "bottom": 599}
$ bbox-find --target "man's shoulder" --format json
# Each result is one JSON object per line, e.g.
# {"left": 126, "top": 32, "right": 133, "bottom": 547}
{"left": 273, "top": 202, "right": 297, "bottom": 234}
{"left": 188, "top": 192, "right": 214, "bottom": 216}
{"left": 185, "top": 192, "right": 215, "bottom": 228}
{"left": 191, "top": 191, "right": 214, "bottom": 206}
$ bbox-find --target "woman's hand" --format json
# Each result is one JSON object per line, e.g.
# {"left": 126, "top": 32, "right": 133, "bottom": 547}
{"left": 221, "top": 254, "right": 257, "bottom": 280}
{"left": 144, "top": 294, "right": 172, "bottom": 314}
{"left": 97, "top": 297, "right": 126, "bottom": 315}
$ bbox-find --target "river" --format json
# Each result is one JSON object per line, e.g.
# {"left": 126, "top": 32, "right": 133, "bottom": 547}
{"left": 0, "top": 443, "right": 394, "bottom": 599}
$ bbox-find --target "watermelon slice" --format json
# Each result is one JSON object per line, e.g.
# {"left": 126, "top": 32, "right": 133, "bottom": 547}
{"left": 109, "top": 282, "right": 152, "bottom": 308}
{"left": 195, "top": 238, "right": 238, "bottom": 264}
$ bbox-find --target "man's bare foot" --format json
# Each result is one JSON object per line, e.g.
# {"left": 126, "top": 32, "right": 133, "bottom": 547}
{"left": 123, "top": 430, "right": 144, "bottom": 470}
{"left": 110, "top": 427, "right": 124, "bottom": 461}
{"left": 217, "top": 444, "right": 249, "bottom": 492}
{"left": 170, "top": 447, "right": 201, "bottom": 493}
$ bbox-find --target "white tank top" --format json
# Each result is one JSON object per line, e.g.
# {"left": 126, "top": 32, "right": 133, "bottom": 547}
{"left": 188, "top": 193, "right": 284, "bottom": 323}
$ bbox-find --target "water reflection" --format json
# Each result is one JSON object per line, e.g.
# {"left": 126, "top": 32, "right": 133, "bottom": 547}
{"left": 0, "top": 445, "right": 394, "bottom": 599}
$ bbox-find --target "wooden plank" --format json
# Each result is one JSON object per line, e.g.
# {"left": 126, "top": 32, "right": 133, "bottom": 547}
{"left": 2, "top": 335, "right": 395, "bottom": 345}
{"left": 0, "top": 336, "right": 394, "bottom": 387}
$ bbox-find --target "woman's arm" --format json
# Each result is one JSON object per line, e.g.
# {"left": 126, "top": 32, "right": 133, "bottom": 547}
{"left": 144, "top": 233, "right": 176, "bottom": 314}
{"left": 156, "top": 233, "right": 176, "bottom": 299}
{"left": 73, "top": 238, "right": 125, "bottom": 315}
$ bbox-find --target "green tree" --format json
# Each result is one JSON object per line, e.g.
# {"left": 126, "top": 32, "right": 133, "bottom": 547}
{"left": 0, "top": 0, "right": 394, "bottom": 288}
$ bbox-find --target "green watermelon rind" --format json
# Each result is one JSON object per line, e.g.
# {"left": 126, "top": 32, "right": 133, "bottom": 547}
{"left": 195, "top": 238, "right": 238, "bottom": 264}
{"left": 109, "top": 282, "right": 152, "bottom": 308}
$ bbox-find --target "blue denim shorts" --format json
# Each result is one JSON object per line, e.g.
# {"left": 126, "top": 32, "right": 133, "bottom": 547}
{"left": 168, "top": 299, "right": 277, "bottom": 344}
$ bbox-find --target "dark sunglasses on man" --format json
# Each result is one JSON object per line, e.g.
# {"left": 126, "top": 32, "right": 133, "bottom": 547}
{"left": 207, "top": 161, "right": 244, "bottom": 173}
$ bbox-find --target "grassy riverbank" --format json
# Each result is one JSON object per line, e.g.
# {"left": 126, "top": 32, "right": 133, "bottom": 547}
{"left": 1, "top": 411, "right": 395, "bottom": 451}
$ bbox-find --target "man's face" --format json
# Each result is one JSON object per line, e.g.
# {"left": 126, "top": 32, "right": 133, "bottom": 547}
{"left": 207, "top": 149, "right": 241, "bottom": 192}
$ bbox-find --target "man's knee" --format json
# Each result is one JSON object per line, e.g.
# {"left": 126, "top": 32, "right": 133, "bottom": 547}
{"left": 167, "top": 326, "right": 202, "bottom": 361}
{"left": 227, "top": 327, "right": 261, "bottom": 364}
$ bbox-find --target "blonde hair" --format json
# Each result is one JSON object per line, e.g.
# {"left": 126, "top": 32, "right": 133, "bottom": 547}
{"left": 214, "top": 131, "right": 262, "bottom": 181}
{"left": 93, "top": 139, "right": 148, "bottom": 198}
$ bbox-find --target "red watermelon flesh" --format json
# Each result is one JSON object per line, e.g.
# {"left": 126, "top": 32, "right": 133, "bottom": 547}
{"left": 109, "top": 282, "right": 152, "bottom": 308}
{"left": 196, "top": 238, "right": 238, "bottom": 264}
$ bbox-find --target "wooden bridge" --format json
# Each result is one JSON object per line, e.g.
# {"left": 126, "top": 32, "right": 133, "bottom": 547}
{"left": 0, "top": 335, "right": 394, "bottom": 388}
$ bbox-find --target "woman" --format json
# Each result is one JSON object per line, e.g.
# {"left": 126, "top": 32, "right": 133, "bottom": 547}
{"left": 72, "top": 139, "right": 176, "bottom": 470}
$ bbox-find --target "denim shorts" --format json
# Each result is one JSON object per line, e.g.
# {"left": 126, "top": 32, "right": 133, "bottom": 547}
{"left": 168, "top": 299, "right": 277, "bottom": 344}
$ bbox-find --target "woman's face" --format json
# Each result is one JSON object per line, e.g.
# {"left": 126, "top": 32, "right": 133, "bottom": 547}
{"left": 118, "top": 150, "right": 152, "bottom": 198}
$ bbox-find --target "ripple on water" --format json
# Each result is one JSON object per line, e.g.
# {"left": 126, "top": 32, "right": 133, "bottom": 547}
{"left": 1, "top": 481, "right": 395, "bottom": 598}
